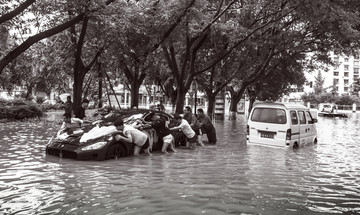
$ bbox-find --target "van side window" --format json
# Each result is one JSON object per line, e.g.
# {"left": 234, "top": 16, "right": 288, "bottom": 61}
{"left": 305, "top": 111, "right": 313, "bottom": 122}
{"left": 290, "top": 111, "right": 298, "bottom": 125}
{"left": 298, "top": 111, "right": 306, "bottom": 124}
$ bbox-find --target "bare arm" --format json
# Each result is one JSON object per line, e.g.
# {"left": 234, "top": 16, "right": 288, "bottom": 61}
{"left": 169, "top": 121, "right": 184, "bottom": 131}
{"left": 169, "top": 125, "right": 181, "bottom": 131}
{"left": 115, "top": 131, "right": 133, "bottom": 143}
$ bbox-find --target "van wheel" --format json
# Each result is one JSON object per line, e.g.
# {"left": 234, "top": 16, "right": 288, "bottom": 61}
{"left": 293, "top": 142, "right": 299, "bottom": 149}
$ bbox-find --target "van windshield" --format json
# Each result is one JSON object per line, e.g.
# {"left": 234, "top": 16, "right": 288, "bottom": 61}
{"left": 251, "top": 108, "right": 287, "bottom": 124}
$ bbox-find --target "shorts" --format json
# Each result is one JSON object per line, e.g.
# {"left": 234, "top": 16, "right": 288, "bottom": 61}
{"left": 141, "top": 138, "right": 150, "bottom": 149}
{"left": 194, "top": 128, "right": 202, "bottom": 135}
{"left": 187, "top": 134, "right": 198, "bottom": 143}
{"left": 163, "top": 134, "right": 174, "bottom": 144}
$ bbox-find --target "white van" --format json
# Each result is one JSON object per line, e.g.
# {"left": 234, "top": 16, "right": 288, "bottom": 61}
{"left": 247, "top": 102, "right": 318, "bottom": 148}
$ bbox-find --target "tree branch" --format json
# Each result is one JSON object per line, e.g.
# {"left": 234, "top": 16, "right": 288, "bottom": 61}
{"left": 197, "top": 7, "right": 295, "bottom": 74}
{"left": 0, "top": 0, "right": 117, "bottom": 74}
{"left": 0, "top": 13, "right": 85, "bottom": 73}
{"left": 0, "top": 0, "right": 35, "bottom": 24}
{"left": 143, "top": 0, "right": 197, "bottom": 57}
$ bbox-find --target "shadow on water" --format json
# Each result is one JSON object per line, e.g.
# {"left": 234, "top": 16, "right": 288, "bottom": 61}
{"left": 1, "top": 114, "right": 360, "bottom": 214}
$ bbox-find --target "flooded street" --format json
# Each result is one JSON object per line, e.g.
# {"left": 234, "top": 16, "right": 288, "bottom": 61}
{"left": 1, "top": 114, "right": 360, "bottom": 215}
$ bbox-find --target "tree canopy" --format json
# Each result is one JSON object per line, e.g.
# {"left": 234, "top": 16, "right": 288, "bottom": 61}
{"left": 2, "top": 0, "right": 360, "bottom": 115}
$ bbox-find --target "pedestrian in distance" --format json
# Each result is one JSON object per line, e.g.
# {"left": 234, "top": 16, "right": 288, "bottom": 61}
{"left": 197, "top": 108, "right": 217, "bottom": 144}
{"left": 63, "top": 96, "right": 72, "bottom": 122}
{"left": 114, "top": 118, "right": 152, "bottom": 156}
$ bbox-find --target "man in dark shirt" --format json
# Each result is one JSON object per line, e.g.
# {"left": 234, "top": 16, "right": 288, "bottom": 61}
{"left": 148, "top": 112, "right": 177, "bottom": 153}
{"left": 74, "top": 99, "right": 89, "bottom": 120}
{"left": 197, "top": 108, "right": 217, "bottom": 144}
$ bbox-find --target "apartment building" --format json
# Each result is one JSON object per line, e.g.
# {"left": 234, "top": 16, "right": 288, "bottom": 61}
{"left": 305, "top": 52, "right": 360, "bottom": 95}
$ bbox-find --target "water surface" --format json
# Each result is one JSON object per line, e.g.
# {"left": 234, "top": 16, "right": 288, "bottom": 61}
{"left": 1, "top": 114, "right": 360, "bottom": 214}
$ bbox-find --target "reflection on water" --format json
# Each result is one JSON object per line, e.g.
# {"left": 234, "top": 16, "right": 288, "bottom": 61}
{"left": 1, "top": 114, "right": 360, "bottom": 214}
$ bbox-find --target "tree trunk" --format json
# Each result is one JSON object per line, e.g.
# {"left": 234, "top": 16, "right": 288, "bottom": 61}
{"left": 98, "top": 75, "right": 103, "bottom": 108}
{"left": 73, "top": 71, "right": 85, "bottom": 113}
{"left": 175, "top": 87, "right": 186, "bottom": 114}
{"left": 248, "top": 96, "right": 256, "bottom": 116}
{"left": 25, "top": 84, "right": 33, "bottom": 100}
{"left": 228, "top": 99, "right": 238, "bottom": 120}
{"left": 130, "top": 81, "right": 140, "bottom": 108}
{"left": 228, "top": 87, "right": 246, "bottom": 120}
{"left": 207, "top": 94, "right": 216, "bottom": 120}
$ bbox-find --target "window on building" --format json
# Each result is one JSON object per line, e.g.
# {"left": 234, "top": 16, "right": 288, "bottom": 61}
{"left": 344, "top": 79, "right": 349, "bottom": 85}
{"left": 334, "top": 56, "right": 339, "bottom": 62}
{"left": 354, "top": 61, "right": 359, "bottom": 66}
{"left": 333, "top": 71, "right": 339, "bottom": 76}
{"left": 333, "top": 79, "right": 339, "bottom": 84}
{"left": 355, "top": 54, "right": 360, "bottom": 59}
{"left": 345, "top": 58, "right": 349, "bottom": 62}
{"left": 354, "top": 68, "right": 359, "bottom": 74}
{"left": 354, "top": 75, "right": 359, "bottom": 79}
{"left": 344, "top": 72, "right": 349, "bottom": 77}
{"left": 344, "top": 65, "right": 349, "bottom": 70}
{"left": 344, "top": 87, "right": 349, "bottom": 92}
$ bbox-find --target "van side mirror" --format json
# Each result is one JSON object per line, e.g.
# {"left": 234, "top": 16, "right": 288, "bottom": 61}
{"left": 312, "top": 119, "right": 318, "bottom": 123}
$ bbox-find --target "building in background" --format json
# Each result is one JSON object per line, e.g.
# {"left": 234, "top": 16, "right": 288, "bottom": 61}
{"left": 304, "top": 52, "right": 360, "bottom": 95}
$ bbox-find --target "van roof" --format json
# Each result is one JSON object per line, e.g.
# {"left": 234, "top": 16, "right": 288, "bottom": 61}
{"left": 253, "top": 102, "right": 308, "bottom": 110}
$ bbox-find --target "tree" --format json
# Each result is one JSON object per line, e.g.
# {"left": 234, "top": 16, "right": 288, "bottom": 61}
{"left": 0, "top": 40, "right": 71, "bottom": 99}
{"left": 196, "top": 65, "right": 235, "bottom": 118}
{"left": 161, "top": 0, "right": 251, "bottom": 113}
{"left": 207, "top": 0, "right": 310, "bottom": 118}
{"left": 336, "top": 94, "right": 360, "bottom": 105}
{"left": 314, "top": 71, "right": 325, "bottom": 94}
{"left": 225, "top": 0, "right": 360, "bottom": 119}
{"left": 193, "top": 20, "right": 243, "bottom": 117}
{"left": 301, "top": 92, "right": 360, "bottom": 106}
{"left": 350, "top": 79, "right": 360, "bottom": 96}
{"left": 246, "top": 53, "right": 307, "bottom": 112}
{"left": 104, "top": 0, "right": 198, "bottom": 109}
{"left": 0, "top": 0, "right": 117, "bottom": 74}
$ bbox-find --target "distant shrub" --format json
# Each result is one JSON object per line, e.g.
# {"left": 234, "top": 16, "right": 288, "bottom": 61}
{"left": 40, "top": 103, "right": 64, "bottom": 111}
{"left": 302, "top": 92, "right": 360, "bottom": 106}
{"left": 0, "top": 99, "right": 44, "bottom": 121}
{"left": 0, "top": 98, "right": 26, "bottom": 106}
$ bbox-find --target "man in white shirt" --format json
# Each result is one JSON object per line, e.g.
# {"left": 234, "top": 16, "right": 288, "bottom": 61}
{"left": 170, "top": 113, "right": 198, "bottom": 149}
{"left": 114, "top": 119, "right": 151, "bottom": 156}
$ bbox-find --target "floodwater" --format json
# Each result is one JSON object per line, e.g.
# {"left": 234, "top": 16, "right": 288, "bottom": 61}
{"left": 1, "top": 113, "right": 360, "bottom": 215}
